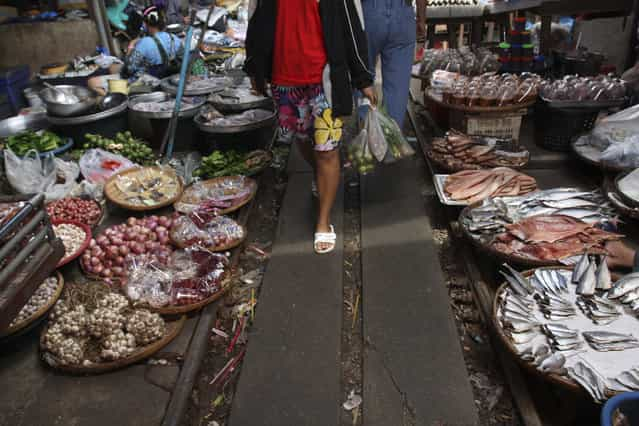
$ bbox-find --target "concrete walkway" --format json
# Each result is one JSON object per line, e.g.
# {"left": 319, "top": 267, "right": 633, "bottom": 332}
{"left": 230, "top": 149, "right": 477, "bottom": 425}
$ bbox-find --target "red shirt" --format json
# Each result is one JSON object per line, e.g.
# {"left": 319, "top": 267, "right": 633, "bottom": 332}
{"left": 271, "top": 0, "right": 327, "bottom": 86}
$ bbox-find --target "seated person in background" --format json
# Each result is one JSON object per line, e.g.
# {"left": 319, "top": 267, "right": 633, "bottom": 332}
{"left": 125, "top": 5, "right": 183, "bottom": 79}
{"left": 166, "top": 0, "right": 191, "bottom": 25}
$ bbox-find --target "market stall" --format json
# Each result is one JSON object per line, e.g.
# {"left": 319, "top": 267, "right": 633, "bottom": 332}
{"left": 0, "top": 1, "right": 272, "bottom": 382}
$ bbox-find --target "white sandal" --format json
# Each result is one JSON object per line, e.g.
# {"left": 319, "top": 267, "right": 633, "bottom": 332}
{"left": 314, "top": 225, "right": 336, "bottom": 254}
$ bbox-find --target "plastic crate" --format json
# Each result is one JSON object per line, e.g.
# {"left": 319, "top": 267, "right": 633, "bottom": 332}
{"left": 0, "top": 65, "right": 30, "bottom": 116}
{"left": 534, "top": 100, "right": 599, "bottom": 152}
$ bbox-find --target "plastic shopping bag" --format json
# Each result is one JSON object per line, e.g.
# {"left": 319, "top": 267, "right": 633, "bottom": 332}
{"left": 584, "top": 104, "right": 639, "bottom": 150}
{"left": 377, "top": 108, "right": 415, "bottom": 163}
{"left": 346, "top": 128, "right": 376, "bottom": 175}
{"left": 4, "top": 148, "right": 56, "bottom": 195}
{"left": 363, "top": 107, "right": 388, "bottom": 162}
{"left": 600, "top": 135, "right": 639, "bottom": 169}
{"left": 47, "top": 158, "right": 80, "bottom": 201}
{"left": 79, "top": 149, "right": 136, "bottom": 184}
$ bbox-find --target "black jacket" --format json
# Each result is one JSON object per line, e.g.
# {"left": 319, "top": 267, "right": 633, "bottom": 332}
{"left": 245, "top": 0, "right": 373, "bottom": 117}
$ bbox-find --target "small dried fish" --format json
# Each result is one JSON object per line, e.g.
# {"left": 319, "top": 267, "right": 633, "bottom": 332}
{"left": 583, "top": 331, "right": 639, "bottom": 351}
{"left": 576, "top": 261, "right": 597, "bottom": 296}
{"left": 595, "top": 256, "right": 612, "bottom": 290}
{"left": 609, "top": 273, "right": 639, "bottom": 299}
{"left": 572, "top": 253, "right": 590, "bottom": 284}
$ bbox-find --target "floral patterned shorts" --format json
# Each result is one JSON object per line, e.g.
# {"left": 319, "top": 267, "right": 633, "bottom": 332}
{"left": 272, "top": 84, "right": 343, "bottom": 152}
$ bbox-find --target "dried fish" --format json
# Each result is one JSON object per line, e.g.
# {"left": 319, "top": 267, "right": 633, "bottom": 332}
{"left": 576, "top": 261, "right": 597, "bottom": 296}
{"left": 572, "top": 253, "right": 590, "bottom": 284}
{"left": 583, "top": 331, "right": 639, "bottom": 351}
{"left": 538, "top": 352, "right": 566, "bottom": 374}
{"left": 595, "top": 257, "right": 612, "bottom": 290}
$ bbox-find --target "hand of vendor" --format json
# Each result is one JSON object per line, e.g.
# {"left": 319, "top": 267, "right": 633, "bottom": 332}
{"left": 361, "top": 86, "right": 378, "bottom": 107}
{"left": 605, "top": 240, "right": 638, "bottom": 271}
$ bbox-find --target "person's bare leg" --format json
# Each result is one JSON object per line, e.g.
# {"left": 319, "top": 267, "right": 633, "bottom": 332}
{"left": 295, "top": 137, "right": 316, "bottom": 170}
{"left": 314, "top": 149, "right": 340, "bottom": 251}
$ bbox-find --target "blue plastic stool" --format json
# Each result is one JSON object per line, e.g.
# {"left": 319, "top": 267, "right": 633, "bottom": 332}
{"left": 601, "top": 392, "right": 639, "bottom": 425}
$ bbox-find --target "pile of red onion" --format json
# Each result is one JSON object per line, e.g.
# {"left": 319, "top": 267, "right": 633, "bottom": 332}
{"left": 47, "top": 198, "right": 102, "bottom": 226}
{"left": 81, "top": 215, "right": 175, "bottom": 284}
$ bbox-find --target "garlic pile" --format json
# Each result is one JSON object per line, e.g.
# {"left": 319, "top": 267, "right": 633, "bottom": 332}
{"left": 42, "top": 289, "right": 167, "bottom": 365}
{"left": 42, "top": 323, "right": 86, "bottom": 365}
{"left": 9, "top": 276, "right": 58, "bottom": 327}
{"left": 53, "top": 223, "right": 86, "bottom": 258}
{"left": 126, "top": 310, "right": 165, "bottom": 345}
{"left": 88, "top": 307, "right": 125, "bottom": 338}
{"left": 101, "top": 329, "right": 137, "bottom": 360}
{"left": 97, "top": 293, "right": 129, "bottom": 312}
{"left": 58, "top": 306, "right": 88, "bottom": 336}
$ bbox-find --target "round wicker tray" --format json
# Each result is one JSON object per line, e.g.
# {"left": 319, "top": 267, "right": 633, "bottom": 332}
{"left": 151, "top": 279, "right": 233, "bottom": 315}
{"left": 51, "top": 219, "right": 93, "bottom": 268}
{"left": 424, "top": 89, "right": 536, "bottom": 114}
{"left": 174, "top": 176, "right": 257, "bottom": 216}
{"left": 40, "top": 315, "right": 186, "bottom": 375}
{"left": 104, "top": 166, "right": 183, "bottom": 212}
{"left": 458, "top": 207, "right": 564, "bottom": 267}
{"left": 1, "top": 272, "right": 64, "bottom": 338}
{"left": 491, "top": 268, "right": 584, "bottom": 395}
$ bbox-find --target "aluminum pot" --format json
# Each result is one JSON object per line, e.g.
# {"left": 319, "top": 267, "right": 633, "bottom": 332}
{"left": 40, "top": 85, "right": 96, "bottom": 117}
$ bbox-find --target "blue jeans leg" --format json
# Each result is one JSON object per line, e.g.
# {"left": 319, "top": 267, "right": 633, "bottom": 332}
{"left": 380, "top": 8, "right": 416, "bottom": 128}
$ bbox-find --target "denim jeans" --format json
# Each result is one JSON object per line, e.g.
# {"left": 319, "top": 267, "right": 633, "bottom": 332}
{"left": 363, "top": 0, "right": 416, "bottom": 128}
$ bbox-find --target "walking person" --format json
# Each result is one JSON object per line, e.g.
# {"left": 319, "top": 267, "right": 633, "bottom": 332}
{"left": 416, "top": 0, "right": 427, "bottom": 60}
{"left": 363, "top": 0, "right": 416, "bottom": 128}
{"left": 245, "top": 0, "right": 376, "bottom": 254}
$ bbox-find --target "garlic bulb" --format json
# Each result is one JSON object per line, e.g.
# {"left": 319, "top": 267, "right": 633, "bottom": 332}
{"left": 101, "top": 329, "right": 137, "bottom": 360}
{"left": 125, "top": 309, "right": 165, "bottom": 345}
{"left": 87, "top": 307, "right": 125, "bottom": 338}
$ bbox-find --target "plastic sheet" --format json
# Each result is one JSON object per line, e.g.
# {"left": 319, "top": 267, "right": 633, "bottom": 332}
{"left": 170, "top": 214, "right": 244, "bottom": 250}
{"left": 600, "top": 136, "right": 639, "bottom": 169}
{"left": 79, "top": 149, "right": 136, "bottom": 184}
{"left": 124, "top": 246, "right": 229, "bottom": 307}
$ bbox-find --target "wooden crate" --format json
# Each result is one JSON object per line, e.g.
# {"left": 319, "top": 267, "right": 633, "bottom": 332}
{"left": 0, "top": 194, "right": 64, "bottom": 334}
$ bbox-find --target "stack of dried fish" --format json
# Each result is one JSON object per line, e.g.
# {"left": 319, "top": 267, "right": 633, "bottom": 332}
{"left": 428, "top": 130, "right": 529, "bottom": 171}
{"left": 492, "top": 215, "right": 621, "bottom": 262}
{"left": 567, "top": 361, "right": 608, "bottom": 403}
{"left": 444, "top": 168, "right": 536, "bottom": 203}
{"left": 542, "top": 324, "right": 582, "bottom": 351}
{"left": 583, "top": 331, "right": 639, "bottom": 352}
{"left": 612, "top": 368, "right": 639, "bottom": 391}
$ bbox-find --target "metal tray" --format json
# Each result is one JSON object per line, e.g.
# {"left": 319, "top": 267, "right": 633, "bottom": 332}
{"left": 208, "top": 91, "right": 273, "bottom": 113}
{"left": 194, "top": 110, "right": 276, "bottom": 134}
{"left": 128, "top": 92, "right": 205, "bottom": 120}
{"left": 160, "top": 75, "right": 228, "bottom": 96}
{"left": 0, "top": 113, "right": 49, "bottom": 138}
{"left": 433, "top": 174, "right": 468, "bottom": 206}
{"left": 614, "top": 170, "right": 639, "bottom": 208}
{"left": 46, "top": 101, "right": 127, "bottom": 125}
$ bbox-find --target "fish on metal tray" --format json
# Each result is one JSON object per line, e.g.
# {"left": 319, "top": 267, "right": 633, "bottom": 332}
{"left": 583, "top": 331, "right": 639, "bottom": 351}
{"left": 502, "top": 264, "right": 535, "bottom": 293}
{"left": 542, "top": 198, "right": 598, "bottom": 209}
{"left": 614, "top": 370, "right": 639, "bottom": 391}
{"left": 609, "top": 273, "right": 639, "bottom": 299}
{"left": 576, "top": 261, "right": 597, "bottom": 296}
{"left": 620, "top": 290, "right": 639, "bottom": 304}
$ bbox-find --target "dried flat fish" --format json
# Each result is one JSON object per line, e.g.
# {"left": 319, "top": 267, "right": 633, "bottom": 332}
{"left": 572, "top": 253, "right": 590, "bottom": 283}
{"left": 596, "top": 256, "right": 612, "bottom": 290}
{"left": 576, "top": 262, "right": 597, "bottom": 296}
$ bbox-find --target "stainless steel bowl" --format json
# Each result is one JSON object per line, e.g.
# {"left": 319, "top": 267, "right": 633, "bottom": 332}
{"left": 40, "top": 85, "right": 96, "bottom": 117}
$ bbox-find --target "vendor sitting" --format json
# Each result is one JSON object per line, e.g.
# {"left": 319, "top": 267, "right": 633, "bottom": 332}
{"left": 126, "top": 5, "right": 183, "bottom": 79}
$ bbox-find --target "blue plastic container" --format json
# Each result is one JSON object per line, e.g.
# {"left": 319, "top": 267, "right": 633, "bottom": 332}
{"left": 0, "top": 65, "right": 30, "bottom": 116}
{"left": 601, "top": 392, "right": 639, "bottom": 425}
